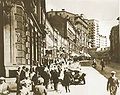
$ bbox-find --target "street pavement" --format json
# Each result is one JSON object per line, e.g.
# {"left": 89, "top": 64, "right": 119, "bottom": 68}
{"left": 6, "top": 66, "right": 120, "bottom": 95}
{"left": 48, "top": 67, "right": 120, "bottom": 95}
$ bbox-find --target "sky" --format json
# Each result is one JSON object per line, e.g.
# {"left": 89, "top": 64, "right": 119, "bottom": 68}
{"left": 46, "top": 0, "right": 119, "bottom": 46}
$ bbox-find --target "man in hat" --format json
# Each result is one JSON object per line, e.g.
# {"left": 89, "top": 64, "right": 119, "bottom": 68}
{"left": 100, "top": 59, "right": 105, "bottom": 71}
{"left": 107, "top": 71, "right": 119, "bottom": 95}
{"left": 34, "top": 77, "right": 47, "bottom": 95}
{"left": 20, "top": 66, "right": 26, "bottom": 81}
{"left": 0, "top": 77, "right": 9, "bottom": 95}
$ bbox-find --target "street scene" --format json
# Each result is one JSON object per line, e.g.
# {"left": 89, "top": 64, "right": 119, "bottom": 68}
{"left": 0, "top": 0, "right": 119, "bottom": 95}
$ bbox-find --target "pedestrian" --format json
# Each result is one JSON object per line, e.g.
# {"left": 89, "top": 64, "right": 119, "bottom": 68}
{"left": 107, "top": 71, "right": 119, "bottom": 95}
{"left": 62, "top": 69, "right": 71, "bottom": 93}
{"left": 0, "top": 77, "right": 9, "bottom": 95}
{"left": 20, "top": 80, "right": 30, "bottom": 95}
{"left": 34, "top": 77, "right": 47, "bottom": 95}
{"left": 20, "top": 66, "right": 26, "bottom": 81}
{"left": 30, "top": 67, "right": 35, "bottom": 80}
{"left": 50, "top": 68, "right": 59, "bottom": 91}
{"left": 37, "top": 64, "right": 44, "bottom": 77}
{"left": 25, "top": 68, "right": 30, "bottom": 78}
{"left": 100, "top": 59, "right": 105, "bottom": 71}
{"left": 21, "top": 76, "right": 32, "bottom": 93}
{"left": 92, "top": 59, "right": 96, "bottom": 68}
{"left": 32, "top": 71, "right": 40, "bottom": 92}
{"left": 42, "top": 68, "right": 51, "bottom": 89}
{"left": 16, "top": 67, "right": 21, "bottom": 95}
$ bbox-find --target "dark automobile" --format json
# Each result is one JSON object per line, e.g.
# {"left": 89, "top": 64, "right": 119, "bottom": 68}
{"left": 68, "top": 68, "right": 86, "bottom": 85}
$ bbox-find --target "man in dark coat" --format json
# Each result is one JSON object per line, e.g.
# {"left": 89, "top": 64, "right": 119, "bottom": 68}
{"left": 16, "top": 67, "right": 21, "bottom": 95}
{"left": 100, "top": 59, "right": 105, "bottom": 71}
{"left": 32, "top": 71, "right": 40, "bottom": 91}
{"left": 42, "top": 69, "right": 50, "bottom": 89}
{"left": 50, "top": 69, "right": 59, "bottom": 91}
{"left": 20, "top": 66, "right": 26, "bottom": 81}
{"left": 63, "top": 69, "right": 71, "bottom": 93}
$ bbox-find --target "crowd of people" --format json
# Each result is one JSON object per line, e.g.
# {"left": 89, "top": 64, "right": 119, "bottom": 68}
{"left": 14, "top": 58, "right": 81, "bottom": 95}
{"left": 0, "top": 58, "right": 119, "bottom": 95}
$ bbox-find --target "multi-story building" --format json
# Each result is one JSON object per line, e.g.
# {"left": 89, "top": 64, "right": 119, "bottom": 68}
{"left": 45, "top": 19, "right": 54, "bottom": 59}
{"left": 47, "top": 12, "right": 76, "bottom": 58}
{"left": 74, "top": 14, "right": 89, "bottom": 53}
{"left": 0, "top": 0, "right": 46, "bottom": 77}
{"left": 47, "top": 9, "right": 89, "bottom": 54}
{"left": 45, "top": 19, "right": 62, "bottom": 59}
{"left": 99, "top": 35, "right": 107, "bottom": 48}
{"left": 110, "top": 17, "right": 120, "bottom": 63}
{"left": 98, "top": 34, "right": 107, "bottom": 51}
{"left": 88, "top": 19, "right": 99, "bottom": 48}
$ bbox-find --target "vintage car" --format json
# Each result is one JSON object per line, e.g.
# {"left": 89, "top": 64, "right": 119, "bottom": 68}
{"left": 68, "top": 62, "right": 86, "bottom": 85}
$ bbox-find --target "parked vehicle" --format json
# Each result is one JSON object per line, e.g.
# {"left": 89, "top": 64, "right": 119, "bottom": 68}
{"left": 68, "top": 69, "right": 86, "bottom": 85}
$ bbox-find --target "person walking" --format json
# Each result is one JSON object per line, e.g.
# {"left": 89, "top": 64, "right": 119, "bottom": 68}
{"left": 0, "top": 77, "right": 9, "bottom": 95}
{"left": 20, "top": 66, "right": 26, "bottom": 81}
{"left": 25, "top": 68, "right": 30, "bottom": 79}
{"left": 92, "top": 59, "right": 96, "bottom": 68}
{"left": 19, "top": 80, "right": 30, "bottom": 95}
{"left": 34, "top": 77, "right": 47, "bottom": 95}
{"left": 32, "top": 71, "right": 40, "bottom": 92}
{"left": 42, "top": 68, "right": 51, "bottom": 89}
{"left": 50, "top": 68, "right": 59, "bottom": 91}
{"left": 62, "top": 69, "right": 71, "bottom": 93}
{"left": 16, "top": 67, "right": 21, "bottom": 95}
{"left": 100, "top": 59, "right": 105, "bottom": 71}
{"left": 107, "top": 71, "right": 119, "bottom": 95}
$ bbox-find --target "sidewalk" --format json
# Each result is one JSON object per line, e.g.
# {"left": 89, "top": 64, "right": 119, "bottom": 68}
{"left": 5, "top": 65, "right": 120, "bottom": 95}
{"left": 95, "top": 60, "right": 120, "bottom": 80}
{"left": 5, "top": 78, "right": 63, "bottom": 95}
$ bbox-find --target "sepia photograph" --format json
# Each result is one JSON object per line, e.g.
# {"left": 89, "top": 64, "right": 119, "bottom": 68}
{"left": 0, "top": 0, "right": 119, "bottom": 95}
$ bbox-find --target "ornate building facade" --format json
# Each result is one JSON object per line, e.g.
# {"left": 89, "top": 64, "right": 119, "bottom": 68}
{"left": 0, "top": 0, "right": 46, "bottom": 77}
{"left": 88, "top": 19, "right": 99, "bottom": 48}
{"left": 47, "top": 9, "right": 89, "bottom": 55}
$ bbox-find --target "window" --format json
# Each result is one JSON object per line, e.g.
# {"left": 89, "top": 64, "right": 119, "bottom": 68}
{"left": 17, "top": 21, "right": 23, "bottom": 30}
{"left": 16, "top": 6, "right": 23, "bottom": 16}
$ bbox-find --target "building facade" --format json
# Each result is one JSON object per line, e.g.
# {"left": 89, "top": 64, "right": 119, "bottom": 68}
{"left": 98, "top": 34, "right": 107, "bottom": 50}
{"left": 74, "top": 14, "right": 89, "bottom": 53}
{"left": 47, "top": 9, "right": 89, "bottom": 54}
{"left": 88, "top": 19, "right": 99, "bottom": 48}
{"left": 0, "top": 0, "right": 46, "bottom": 77}
{"left": 110, "top": 22, "right": 120, "bottom": 62}
{"left": 46, "top": 13, "right": 76, "bottom": 58}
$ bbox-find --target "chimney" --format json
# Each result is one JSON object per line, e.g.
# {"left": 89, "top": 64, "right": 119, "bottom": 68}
{"left": 62, "top": 9, "right": 65, "bottom": 11}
